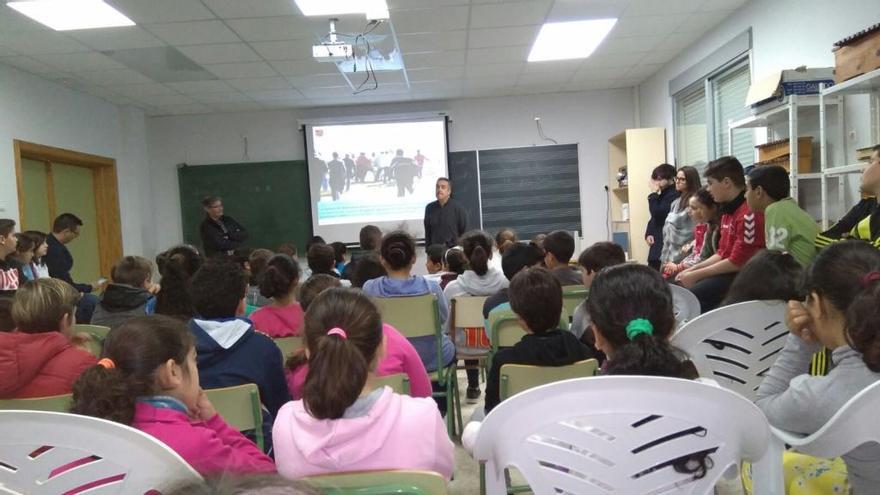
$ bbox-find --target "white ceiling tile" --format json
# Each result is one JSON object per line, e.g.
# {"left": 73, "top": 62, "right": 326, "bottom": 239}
{"left": 611, "top": 78, "right": 642, "bottom": 88}
{"left": 260, "top": 97, "right": 309, "bottom": 108}
{"left": 676, "top": 10, "right": 733, "bottom": 33}
{"left": 517, "top": 71, "right": 574, "bottom": 86}
{"left": 288, "top": 73, "right": 351, "bottom": 88}
{"left": 0, "top": 55, "right": 62, "bottom": 76}
{"left": 410, "top": 88, "right": 462, "bottom": 100}
{"left": 370, "top": 70, "right": 407, "bottom": 85}
{"left": 0, "top": 30, "right": 90, "bottom": 55}
{"left": 613, "top": 15, "right": 685, "bottom": 37}
{"left": 509, "top": 83, "right": 563, "bottom": 95}
{"left": 0, "top": 45, "right": 18, "bottom": 57}
{"left": 654, "top": 31, "right": 705, "bottom": 52}
{"left": 190, "top": 92, "right": 253, "bottom": 104}
{"left": 463, "top": 76, "right": 516, "bottom": 89}
{"left": 269, "top": 58, "right": 340, "bottom": 76}
{"left": 73, "top": 68, "right": 157, "bottom": 85}
{"left": 545, "top": 0, "right": 629, "bottom": 23}
{"left": 201, "top": 0, "right": 301, "bottom": 18}
{"left": 226, "top": 76, "right": 293, "bottom": 91}
{"left": 468, "top": 26, "right": 540, "bottom": 49}
{"left": 365, "top": 82, "right": 413, "bottom": 95}
{"left": 177, "top": 43, "right": 261, "bottom": 64}
{"left": 147, "top": 20, "right": 241, "bottom": 45}
{"left": 410, "top": 80, "right": 461, "bottom": 92}
{"left": 700, "top": 0, "right": 749, "bottom": 11}
{"left": 466, "top": 45, "right": 530, "bottom": 65}
{"left": 209, "top": 101, "right": 267, "bottom": 112}
{"left": 582, "top": 51, "right": 647, "bottom": 68}
{"left": 226, "top": 17, "right": 316, "bottom": 42}
{"left": 245, "top": 88, "right": 307, "bottom": 101}
{"left": 107, "top": 0, "right": 216, "bottom": 23}
{"left": 563, "top": 79, "right": 622, "bottom": 91}
{"left": 391, "top": 6, "right": 470, "bottom": 34}
{"left": 166, "top": 80, "right": 233, "bottom": 94}
{"left": 67, "top": 26, "right": 166, "bottom": 51}
{"left": 593, "top": 34, "right": 668, "bottom": 56}
{"left": 407, "top": 66, "right": 465, "bottom": 81}
{"left": 405, "top": 51, "right": 466, "bottom": 68}
{"left": 397, "top": 32, "right": 467, "bottom": 54}
{"left": 572, "top": 64, "right": 631, "bottom": 81}
{"left": 32, "top": 52, "right": 126, "bottom": 72}
{"left": 521, "top": 59, "right": 584, "bottom": 74}
{"left": 464, "top": 62, "right": 524, "bottom": 77}
{"left": 642, "top": 49, "right": 679, "bottom": 65}
{"left": 250, "top": 39, "right": 315, "bottom": 61}
{"left": 469, "top": 1, "right": 551, "bottom": 28}
{"left": 300, "top": 86, "right": 356, "bottom": 98}
{"left": 154, "top": 103, "right": 214, "bottom": 115}
{"left": 106, "top": 83, "right": 177, "bottom": 98}
{"left": 136, "top": 93, "right": 197, "bottom": 106}
{"left": 205, "top": 61, "right": 278, "bottom": 79}
{"left": 623, "top": 62, "right": 664, "bottom": 82}
{"left": 623, "top": 0, "right": 706, "bottom": 16}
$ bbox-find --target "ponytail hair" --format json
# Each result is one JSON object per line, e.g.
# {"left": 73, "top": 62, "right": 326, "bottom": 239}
{"left": 71, "top": 315, "right": 194, "bottom": 425}
{"left": 301, "top": 289, "right": 383, "bottom": 420}
{"left": 259, "top": 254, "right": 300, "bottom": 299}
{"left": 379, "top": 230, "right": 416, "bottom": 271}
{"left": 804, "top": 241, "right": 880, "bottom": 371}
{"left": 460, "top": 230, "right": 492, "bottom": 276}
{"left": 154, "top": 245, "right": 202, "bottom": 320}
{"left": 588, "top": 264, "right": 687, "bottom": 377}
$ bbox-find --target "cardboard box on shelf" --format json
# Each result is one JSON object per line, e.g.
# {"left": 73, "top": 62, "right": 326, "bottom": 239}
{"left": 833, "top": 23, "right": 880, "bottom": 83}
{"left": 756, "top": 137, "right": 813, "bottom": 162}
{"left": 745, "top": 67, "right": 835, "bottom": 113}
{"left": 856, "top": 145, "right": 879, "bottom": 161}
{"left": 754, "top": 154, "right": 812, "bottom": 174}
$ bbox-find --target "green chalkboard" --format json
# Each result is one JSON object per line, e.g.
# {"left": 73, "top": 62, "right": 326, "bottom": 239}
{"left": 178, "top": 161, "right": 312, "bottom": 254}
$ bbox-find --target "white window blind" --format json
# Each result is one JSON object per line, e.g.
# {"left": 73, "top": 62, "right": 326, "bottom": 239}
{"left": 674, "top": 87, "right": 708, "bottom": 170}
{"left": 712, "top": 63, "right": 754, "bottom": 166}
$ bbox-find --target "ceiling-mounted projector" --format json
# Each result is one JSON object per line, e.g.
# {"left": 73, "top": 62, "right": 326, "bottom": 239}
{"left": 313, "top": 18, "right": 353, "bottom": 63}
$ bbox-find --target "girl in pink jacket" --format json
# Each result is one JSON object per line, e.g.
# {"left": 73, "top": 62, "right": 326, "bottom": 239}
{"left": 273, "top": 288, "right": 453, "bottom": 480}
{"left": 250, "top": 254, "right": 304, "bottom": 338}
{"left": 71, "top": 314, "right": 274, "bottom": 476}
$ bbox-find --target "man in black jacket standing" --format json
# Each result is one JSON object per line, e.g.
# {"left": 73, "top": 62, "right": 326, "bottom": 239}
{"left": 199, "top": 196, "right": 248, "bottom": 257}
{"left": 424, "top": 177, "right": 468, "bottom": 248}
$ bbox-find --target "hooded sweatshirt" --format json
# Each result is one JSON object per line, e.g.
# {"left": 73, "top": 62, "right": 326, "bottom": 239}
{"left": 91, "top": 283, "right": 156, "bottom": 329}
{"left": 188, "top": 317, "right": 291, "bottom": 451}
{"left": 0, "top": 331, "right": 97, "bottom": 398}
{"left": 361, "top": 276, "right": 455, "bottom": 372}
{"left": 484, "top": 329, "right": 594, "bottom": 413}
{"left": 273, "top": 386, "right": 453, "bottom": 480}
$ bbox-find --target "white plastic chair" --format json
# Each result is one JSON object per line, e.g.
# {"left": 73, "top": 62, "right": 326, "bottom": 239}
{"left": 752, "top": 380, "right": 880, "bottom": 494}
{"left": 472, "top": 376, "right": 769, "bottom": 495}
{"left": 669, "top": 284, "right": 700, "bottom": 328}
{"left": 0, "top": 410, "right": 201, "bottom": 494}
{"left": 670, "top": 300, "right": 789, "bottom": 402}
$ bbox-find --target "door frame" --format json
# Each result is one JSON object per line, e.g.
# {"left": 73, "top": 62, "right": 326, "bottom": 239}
{"left": 13, "top": 140, "right": 123, "bottom": 277}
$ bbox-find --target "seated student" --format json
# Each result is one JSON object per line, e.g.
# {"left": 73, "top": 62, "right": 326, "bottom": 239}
{"left": 816, "top": 145, "right": 880, "bottom": 250}
{"left": 746, "top": 165, "right": 818, "bottom": 267}
{"left": 677, "top": 157, "right": 765, "bottom": 313}
{"left": 570, "top": 242, "right": 627, "bottom": 343}
{"left": 91, "top": 256, "right": 158, "bottom": 329}
{"left": 71, "top": 315, "right": 274, "bottom": 475}
{"left": 490, "top": 228, "right": 517, "bottom": 273}
{"left": 423, "top": 244, "right": 446, "bottom": 283}
{"left": 307, "top": 243, "right": 343, "bottom": 280}
{"left": 484, "top": 267, "right": 594, "bottom": 413}
{"left": 350, "top": 252, "right": 386, "bottom": 289}
{"left": 250, "top": 254, "right": 303, "bottom": 338}
{"left": 721, "top": 250, "right": 802, "bottom": 306}
{"left": 659, "top": 166, "right": 700, "bottom": 268}
{"left": 7, "top": 233, "right": 36, "bottom": 282}
{"left": 188, "top": 258, "right": 291, "bottom": 449}
{"left": 285, "top": 275, "right": 431, "bottom": 400}
{"left": 362, "top": 231, "right": 455, "bottom": 375}
{"left": 755, "top": 241, "right": 880, "bottom": 494}
{"left": 330, "top": 242, "right": 347, "bottom": 275}
{"left": 0, "top": 279, "right": 97, "bottom": 398}
{"left": 541, "top": 230, "right": 582, "bottom": 286}
{"left": 439, "top": 247, "right": 467, "bottom": 290}
{"left": 342, "top": 225, "right": 381, "bottom": 281}
{"left": 482, "top": 241, "right": 545, "bottom": 319}
{"left": 444, "top": 230, "right": 509, "bottom": 402}
{"left": 273, "top": 288, "right": 453, "bottom": 480}
{"left": 24, "top": 231, "right": 50, "bottom": 279}
{"left": 246, "top": 249, "right": 273, "bottom": 309}
{"left": 0, "top": 219, "right": 22, "bottom": 290}
{"left": 155, "top": 245, "right": 203, "bottom": 321}
{"left": 664, "top": 187, "right": 719, "bottom": 279}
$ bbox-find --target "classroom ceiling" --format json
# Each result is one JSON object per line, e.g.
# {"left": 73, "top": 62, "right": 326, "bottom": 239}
{"left": 0, "top": 0, "right": 748, "bottom": 116}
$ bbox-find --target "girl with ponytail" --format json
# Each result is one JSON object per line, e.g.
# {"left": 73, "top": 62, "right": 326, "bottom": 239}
{"left": 273, "top": 288, "right": 453, "bottom": 480}
{"left": 154, "top": 245, "right": 202, "bottom": 320}
{"left": 71, "top": 315, "right": 274, "bottom": 475}
{"left": 753, "top": 240, "right": 880, "bottom": 494}
{"left": 250, "top": 254, "right": 303, "bottom": 338}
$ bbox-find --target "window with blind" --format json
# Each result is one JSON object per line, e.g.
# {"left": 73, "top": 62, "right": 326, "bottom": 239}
{"left": 711, "top": 62, "right": 754, "bottom": 166}
{"left": 674, "top": 86, "right": 708, "bottom": 170}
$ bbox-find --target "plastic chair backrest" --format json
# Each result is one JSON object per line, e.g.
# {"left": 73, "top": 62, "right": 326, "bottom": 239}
{"left": 451, "top": 296, "right": 489, "bottom": 328}
{"left": 670, "top": 284, "right": 701, "bottom": 327}
{"left": 374, "top": 373, "right": 411, "bottom": 396}
{"left": 0, "top": 410, "right": 201, "bottom": 494}
{"left": 370, "top": 295, "right": 440, "bottom": 339}
{"left": 473, "top": 376, "right": 769, "bottom": 495}
{"left": 500, "top": 359, "right": 599, "bottom": 400}
{"left": 204, "top": 383, "right": 263, "bottom": 450}
{"left": 670, "top": 300, "right": 789, "bottom": 401}
{"left": 0, "top": 393, "right": 72, "bottom": 412}
{"left": 73, "top": 324, "right": 111, "bottom": 357}
{"left": 561, "top": 285, "right": 587, "bottom": 324}
{"left": 489, "top": 311, "right": 526, "bottom": 349}
{"left": 274, "top": 336, "right": 304, "bottom": 358}
{"left": 305, "top": 470, "right": 447, "bottom": 495}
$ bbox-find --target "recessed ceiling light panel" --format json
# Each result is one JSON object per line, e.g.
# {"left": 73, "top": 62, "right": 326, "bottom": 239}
{"left": 528, "top": 18, "right": 617, "bottom": 62}
{"left": 7, "top": 0, "right": 135, "bottom": 31}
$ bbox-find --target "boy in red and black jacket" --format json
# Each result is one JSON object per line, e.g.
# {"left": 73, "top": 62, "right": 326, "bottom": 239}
{"left": 677, "top": 157, "right": 764, "bottom": 312}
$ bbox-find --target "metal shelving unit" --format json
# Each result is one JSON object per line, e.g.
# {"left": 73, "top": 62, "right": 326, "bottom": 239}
{"left": 818, "top": 67, "right": 880, "bottom": 228}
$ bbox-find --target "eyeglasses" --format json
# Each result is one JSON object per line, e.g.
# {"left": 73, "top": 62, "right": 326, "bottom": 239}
{"left": 675, "top": 177, "right": 687, "bottom": 182}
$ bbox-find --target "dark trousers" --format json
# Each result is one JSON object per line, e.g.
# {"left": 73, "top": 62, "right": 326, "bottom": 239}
{"left": 330, "top": 186, "right": 342, "bottom": 201}
{"left": 648, "top": 259, "right": 661, "bottom": 270}
{"left": 397, "top": 178, "right": 414, "bottom": 197}
{"left": 690, "top": 273, "right": 737, "bottom": 314}
{"left": 76, "top": 293, "right": 98, "bottom": 324}
{"left": 465, "top": 360, "right": 479, "bottom": 389}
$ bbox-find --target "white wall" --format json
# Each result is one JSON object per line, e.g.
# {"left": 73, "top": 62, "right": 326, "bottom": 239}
{"left": 0, "top": 63, "right": 152, "bottom": 257}
{"left": 147, "top": 89, "right": 635, "bottom": 253}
